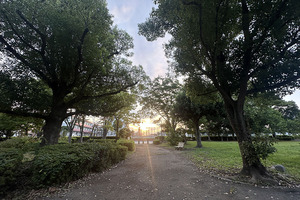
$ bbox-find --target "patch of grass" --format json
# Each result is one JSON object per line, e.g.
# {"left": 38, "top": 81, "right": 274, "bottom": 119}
{"left": 184, "top": 141, "right": 242, "bottom": 174}
{"left": 183, "top": 141, "right": 300, "bottom": 179}
{"left": 265, "top": 141, "right": 300, "bottom": 178}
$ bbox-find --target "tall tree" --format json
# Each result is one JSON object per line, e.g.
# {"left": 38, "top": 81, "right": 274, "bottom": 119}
{"left": 0, "top": 0, "right": 145, "bottom": 145}
{"left": 174, "top": 85, "right": 218, "bottom": 148}
{"left": 139, "top": 0, "right": 300, "bottom": 179}
{"left": 142, "top": 75, "right": 182, "bottom": 134}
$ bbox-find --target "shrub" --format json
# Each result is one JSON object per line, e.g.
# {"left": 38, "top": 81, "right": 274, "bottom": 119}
{"left": 117, "top": 139, "right": 135, "bottom": 151}
{"left": 153, "top": 140, "right": 161, "bottom": 145}
{"left": 0, "top": 137, "right": 39, "bottom": 152}
{"left": 275, "top": 135, "right": 295, "bottom": 141}
{"left": 32, "top": 144, "right": 94, "bottom": 187}
{"left": 155, "top": 136, "right": 165, "bottom": 142}
{"left": 166, "top": 131, "right": 183, "bottom": 146}
{"left": 88, "top": 138, "right": 116, "bottom": 144}
{"left": 31, "top": 142, "right": 128, "bottom": 187}
{"left": 0, "top": 148, "right": 23, "bottom": 195}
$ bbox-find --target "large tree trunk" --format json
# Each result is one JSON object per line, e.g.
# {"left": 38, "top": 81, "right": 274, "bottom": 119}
{"left": 41, "top": 109, "right": 66, "bottom": 146}
{"left": 224, "top": 100, "right": 266, "bottom": 177}
{"left": 194, "top": 120, "right": 202, "bottom": 148}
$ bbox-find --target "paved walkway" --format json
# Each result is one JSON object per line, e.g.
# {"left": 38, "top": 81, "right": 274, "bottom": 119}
{"left": 45, "top": 144, "right": 300, "bottom": 200}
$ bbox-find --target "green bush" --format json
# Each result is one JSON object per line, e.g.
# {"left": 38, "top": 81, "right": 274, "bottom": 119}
{"left": 155, "top": 136, "right": 165, "bottom": 142}
{"left": 117, "top": 139, "right": 135, "bottom": 151}
{"left": 31, "top": 142, "right": 128, "bottom": 187}
{"left": 0, "top": 148, "right": 24, "bottom": 195}
{"left": 275, "top": 135, "right": 295, "bottom": 141}
{"left": 166, "top": 131, "right": 183, "bottom": 146}
{"left": 32, "top": 144, "right": 94, "bottom": 187}
{"left": 88, "top": 138, "right": 116, "bottom": 144}
{"left": 153, "top": 140, "right": 161, "bottom": 145}
{"left": 0, "top": 137, "right": 39, "bottom": 152}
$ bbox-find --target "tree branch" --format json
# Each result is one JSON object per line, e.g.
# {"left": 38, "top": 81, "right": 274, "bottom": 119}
{"left": 67, "top": 81, "right": 138, "bottom": 106}
{"left": 0, "top": 36, "right": 52, "bottom": 85}
{"left": 247, "top": 74, "right": 300, "bottom": 95}
{"left": 71, "top": 28, "right": 89, "bottom": 88}
{"left": 0, "top": 109, "right": 47, "bottom": 119}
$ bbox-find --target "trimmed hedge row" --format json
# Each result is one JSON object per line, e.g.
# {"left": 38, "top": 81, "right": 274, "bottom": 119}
{"left": 0, "top": 138, "right": 129, "bottom": 196}
{"left": 32, "top": 143, "right": 127, "bottom": 187}
{"left": 117, "top": 139, "right": 135, "bottom": 151}
{"left": 0, "top": 148, "right": 24, "bottom": 195}
{"left": 71, "top": 136, "right": 118, "bottom": 143}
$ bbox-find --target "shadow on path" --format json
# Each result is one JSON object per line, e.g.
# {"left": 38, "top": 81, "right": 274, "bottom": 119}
{"left": 45, "top": 144, "right": 300, "bottom": 200}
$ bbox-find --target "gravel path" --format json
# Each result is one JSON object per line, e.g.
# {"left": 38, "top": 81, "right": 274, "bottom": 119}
{"left": 44, "top": 144, "right": 300, "bottom": 200}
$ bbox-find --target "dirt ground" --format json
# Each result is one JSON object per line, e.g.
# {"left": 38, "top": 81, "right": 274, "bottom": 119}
{"left": 38, "top": 144, "right": 300, "bottom": 200}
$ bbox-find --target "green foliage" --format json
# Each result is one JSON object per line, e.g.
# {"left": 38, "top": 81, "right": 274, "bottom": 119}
{"left": 32, "top": 142, "right": 127, "bottom": 187}
{"left": 241, "top": 136, "right": 276, "bottom": 166}
{"left": 32, "top": 144, "right": 94, "bottom": 187}
{"left": 88, "top": 138, "right": 116, "bottom": 144}
{"left": 184, "top": 141, "right": 300, "bottom": 179}
{"left": 166, "top": 131, "right": 182, "bottom": 146}
{"left": 155, "top": 136, "right": 165, "bottom": 142}
{"left": 141, "top": 75, "right": 181, "bottom": 133}
{"left": 0, "top": 137, "right": 40, "bottom": 152}
{"left": 119, "top": 127, "right": 133, "bottom": 139}
{"left": 117, "top": 139, "right": 135, "bottom": 151}
{"left": 140, "top": 0, "right": 299, "bottom": 173}
{"left": 0, "top": 0, "right": 147, "bottom": 145}
{"left": 153, "top": 140, "right": 161, "bottom": 145}
{"left": 252, "top": 136, "right": 277, "bottom": 161}
{"left": 275, "top": 135, "right": 295, "bottom": 141}
{"left": 0, "top": 114, "right": 44, "bottom": 138}
{"left": 0, "top": 148, "right": 23, "bottom": 195}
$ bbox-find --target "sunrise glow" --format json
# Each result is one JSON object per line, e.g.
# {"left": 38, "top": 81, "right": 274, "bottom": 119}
{"left": 129, "top": 118, "right": 160, "bottom": 136}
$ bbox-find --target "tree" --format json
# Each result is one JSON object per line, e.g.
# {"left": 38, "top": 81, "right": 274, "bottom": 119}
{"left": 0, "top": 0, "right": 145, "bottom": 145}
{"left": 101, "top": 116, "right": 114, "bottom": 139}
{"left": 139, "top": 0, "right": 300, "bottom": 179}
{"left": 119, "top": 127, "right": 133, "bottom": 139}
{"left": 78, "top": 114, "right": 86, "bottom": 143}
{"left": 0, "top": 113, "right": 44, "bottom": 138}
{"left": 64, "top": 111, "right": 79, "bottom": 144}
{"left": 174, "top": 89, "right": 218, "bottom": 148}
{"left": 142, "top": 75, "right": 181, "bottom": 134}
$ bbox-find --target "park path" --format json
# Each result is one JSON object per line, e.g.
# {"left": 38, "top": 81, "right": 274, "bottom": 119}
{"left": 45, "top": 144, "right": 300, "bottom": 200}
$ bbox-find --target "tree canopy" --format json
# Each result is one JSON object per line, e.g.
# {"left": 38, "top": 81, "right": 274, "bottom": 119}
{"left": 142, "top": 75, "right": 181, "bottom": 133}
{"left": 0, "top": 0, "right": 146, "bottom": 145}
{"left": 139, "top": 0, "right": 300, "bottom": 179}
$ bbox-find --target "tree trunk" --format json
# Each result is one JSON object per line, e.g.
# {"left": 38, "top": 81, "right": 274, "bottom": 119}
{"left": 224, "top": 100, "right": 266, "bottom": 177}
{"left": 41, "top": 110, "right": 66, "bottom": 146}
{"left": 194, "top": 120, "right": 202, "bottom": 148}
{"left": 68, "top": 129, "right": 73, "bottom": 144}
{"left": 79, "top": 115, "right": 85, "bottom": 143}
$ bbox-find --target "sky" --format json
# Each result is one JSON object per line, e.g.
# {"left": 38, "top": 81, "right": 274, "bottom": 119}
{"left": 106, "top": 0, "right": 300, "bottom": 107}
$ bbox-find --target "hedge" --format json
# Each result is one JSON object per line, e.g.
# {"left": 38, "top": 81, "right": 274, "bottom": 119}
{"left": 0, "top": 137, "right": 39, "bottom": 152}
{"left": 32, "top": 142, "right": 127, "bottom": 187}
{"left": 117, "top": 139, "right": 135, "bottom": 151}
{"left": 0, "top": 148, "right": 24, "bottom": 195}
{"left": 153, "top": 140, "right": 161, "bottom": 145}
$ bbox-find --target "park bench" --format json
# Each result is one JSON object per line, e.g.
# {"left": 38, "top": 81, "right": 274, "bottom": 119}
{"left": 175, "top": 142, "right": 185, "bottom": 150}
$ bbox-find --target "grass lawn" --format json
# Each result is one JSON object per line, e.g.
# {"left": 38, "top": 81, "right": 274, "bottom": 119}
{"left": 182, "top": 141, "right": 300, "bottom": 180}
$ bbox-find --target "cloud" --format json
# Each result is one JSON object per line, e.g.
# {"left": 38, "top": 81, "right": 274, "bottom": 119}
{"left": 132, "top": 35, "right": 171, "bottom": 79}
{"left": 110, "top": 4, "right": 134, "bottom": 25}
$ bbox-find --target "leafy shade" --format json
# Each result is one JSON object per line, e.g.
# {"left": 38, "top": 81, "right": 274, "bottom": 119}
{"left": 0, "top": 0, "right": 145, "bottom": 145}
{"left": 139, "top": 0, "right": 299, "bottom": 179}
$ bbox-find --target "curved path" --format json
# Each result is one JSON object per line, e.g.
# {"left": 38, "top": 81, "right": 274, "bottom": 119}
{"left": 46, "top": 144, "right": 300, "bottom": 200}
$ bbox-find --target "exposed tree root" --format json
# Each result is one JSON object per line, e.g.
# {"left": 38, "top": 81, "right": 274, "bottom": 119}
{"left": 248, "top": 169, "right": 278, "bottom": 185}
